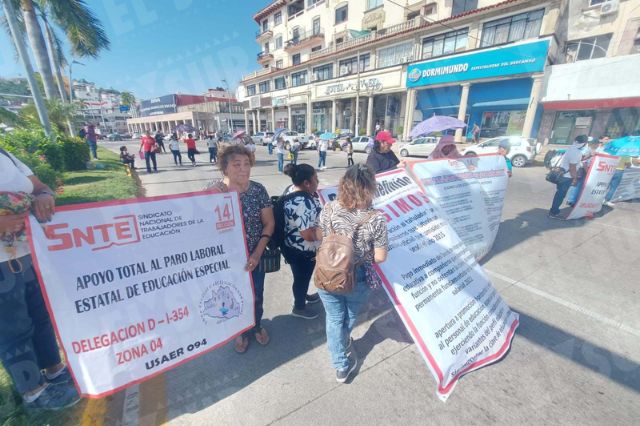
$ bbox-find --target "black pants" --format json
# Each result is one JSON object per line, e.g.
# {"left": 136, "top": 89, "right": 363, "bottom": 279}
{"left": 187, "top": 148, "right": 197, "bottom": 164}
{"left": 171, "top": 149, "right": 182, "bottom": 165}
{"left": 347, "top": 154, "right": 354, "bottom": 166}
{"left": 144, "top": 151, "right": 157, "bottom": 172}
{"left": 122, "top": 159, "right": 135, "bottom": 169}
{"left": 157, "top": 140, "right": 166, "bottom": 153}
{"left": 289, "top": 256, "right": 315, "bottom": 310}
{"left": 208, "top": 147, "right": 218, "bottom": 163}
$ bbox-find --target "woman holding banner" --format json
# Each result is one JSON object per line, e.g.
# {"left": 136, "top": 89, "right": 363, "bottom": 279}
{"left": 208, "top": 145, "right": 275, "bottom": 353}
{"left": 317, "top": 164, "right": 388, "bottom": 383}
{"left": 0, "top": 149, "right": 80, "bottom": 410}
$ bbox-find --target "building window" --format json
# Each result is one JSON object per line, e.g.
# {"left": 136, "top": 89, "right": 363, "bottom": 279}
{"left": 291, "top": 70, "right": 307, "bottom": 87}
{"left": 422, "top": 28, "right": 468, "bottom": 59}
{"left": 407, "top": 11, "right": 420, "bottom": 21}
{"left": 481, "top": 9, "right": 544, "bottom": 47}
{"left": 311, "top": 45, "right": 322, "bottom": 52}
{"left": 276, "top": 59, "right": 284, "bottom": 68}
{"left": 377, "top": 42, "right": 414, "bottom": 68}
{"left": 313, "top": 64, "right": 333, "bottom": 81}
{"left": 565, "top": 34, "right": 612, "bottom": 62}
{"left": 589, "top": 0, "right": 606, "bottom": 6}
{"left": 274, "top": 11, "right": 282, "bottom": 25}
{"left": 288, "top": 0, "right": 304, "bottom": 17}
{"left": 292, "top": 53, "right": 301, "bottom": 65}
{"left": 480, "top": 111, "right": 526, "bottom": 138}
{"left": 292, "top": 27, "right": 300, "bottom": 43}
{"left": 262, "top": 20, "right": 268, "bottom": 32}
{"left": 339, "top": 54, "right": 371, "bottom": 76}
{"left": 335, "top": 5, "right": 348, "bottom": 24}
{"left": 259, "top": 80, "right": 270, "bottom": 93}
{"left": 274, "top": 76, "right": 287, "bottom": 90}
{"left": 366, "top": 0, "right": 382, "bottom": 10}
{"left": 264, "top": 42, "right": 270, "bottom": 53}
{"left": 451, "top": 0, "right": 477, "bottom": 16}
{"left": 336, "top": 36, "right": 344, "bottom": 45}
{"left": 307, "top": 0, "right": 322, "bottom": 6}
{"left": 313, "top": 17, "right": 321, "bottom": 35}
{"left": 275, "top": 36, "right": 283, "bottom": 49}
{"left": 247, "top": 85, "right": 256, "bottom": 96}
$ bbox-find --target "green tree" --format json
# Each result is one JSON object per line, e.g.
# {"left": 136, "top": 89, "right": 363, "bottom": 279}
{"left": 19, "top": 98, "right": 79, "bottom": 133}
{"left": 120, "top": 91, "right": 135, "bottom": 106}
{"left": 20, "top": 0, "right": 58, "bottom": 99}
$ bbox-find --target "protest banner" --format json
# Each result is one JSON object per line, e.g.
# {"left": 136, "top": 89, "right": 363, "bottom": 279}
{"left": 319, "top": 170, "right": 518, "bottom": 400}
{"left": 611, "top": 167, "right": 640, "bottom": 202}
{"left": 26, "top": 191, "right": 254, "bottom": 397}
{"left": 407, "top": 155, "right": 509, "bottom": 260}
{"left": 567, "top": 154, "right": 619, "bottom": 220}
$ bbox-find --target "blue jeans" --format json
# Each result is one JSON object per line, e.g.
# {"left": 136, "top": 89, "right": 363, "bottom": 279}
{"left": 0, "top": 256, "right": 61, "bottom": 394}
{"left": 605, "top": 169, "right": 624, "bottom": 202}
{"left": 144, "top": 151, "right": 157, "bottom": 172}
{"left": 318, "top": 267, "right": 369, "bottom": 371}
{"left": 244, "top": 269, "right": 265, "bottom": 337}
{"left": 567, "top": 176, "right": 585, "bottom": 205}
{"left": 87, "top": 140, "right": 97, "bottom": 159}
{"left": 550, "top": 176, "right": 573, "bottom": 215}
{"left": 318, "top": 151, "right": 327, "bottom": 168}
{"left": 277, "top": 153, "right": 284, "bottom": 172}
{"left": 268, "top": 143, "right": 273, "bottom": 155}
{"left": 290, "top": 151, "right": 298, "bottom": 165}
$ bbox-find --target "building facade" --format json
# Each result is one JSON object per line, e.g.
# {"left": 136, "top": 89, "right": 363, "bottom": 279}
{"left": 240, "top": 0, "right": 565, "bottom": 141}
{"left": 539, "top": 0, "right": 640, "bottom": 144}
{"left": 72, "top": 80, "right": 132, "bottom": 134}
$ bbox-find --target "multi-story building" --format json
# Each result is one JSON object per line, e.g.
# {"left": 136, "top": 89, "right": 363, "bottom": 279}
{"left": 240, "top": 0, "right": 566, "bottom": 141}
{"left": 539, "top": 0, "right": 640, "bottom": 144}
{"left": 73, "top": 80, "right": 132, "bottom": 134}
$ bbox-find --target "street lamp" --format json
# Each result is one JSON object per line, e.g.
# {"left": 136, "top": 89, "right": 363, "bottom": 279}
{"left": 221, "top": 79, "right": 233, "bottom": 133}
{"left": 69, "top": 60, "right": 85, "bottom": 103}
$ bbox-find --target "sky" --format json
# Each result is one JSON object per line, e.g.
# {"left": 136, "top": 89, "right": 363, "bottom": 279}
{"left": 0, "top": 0, "right": 272, "bottom": 100}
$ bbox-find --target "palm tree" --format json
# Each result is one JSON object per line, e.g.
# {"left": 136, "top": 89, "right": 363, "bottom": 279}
{"left": 39, "top": 7, "right": 67, "bottom": 101}
{"left": 120, "top": 91, "right": 135, "bottom": 106}
{"left": 20, "top": 0, "right": 58, "bottom": 99}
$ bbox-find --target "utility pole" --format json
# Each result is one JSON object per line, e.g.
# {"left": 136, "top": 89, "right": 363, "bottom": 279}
{"left": 222, "top": 79, "right": 233, "bottom": 133}
{"left": 354, "top": 50, "right": 361, "bottom": 137}
{"left": 2, "top": 0, "right": 52, "bottom": 136}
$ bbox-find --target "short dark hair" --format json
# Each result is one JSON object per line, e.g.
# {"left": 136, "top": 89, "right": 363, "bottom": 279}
{"left": 218, "top": 144, "right": 255, "bottom": 174}
{"left": 283, "top": 163, "right": 315, "bottom": 186}
{"left": 187, "top": 133, "right": 193, "bottom": 138}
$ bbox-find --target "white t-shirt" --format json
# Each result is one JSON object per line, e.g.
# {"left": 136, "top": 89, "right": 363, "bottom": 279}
{"left": 276, "top": 140, "right": 285, "bottom": 155}
{"left": 318, "top": 140, "right": 328, "bottom": 152}
{"left": 561, "top": 144, "right": 584, "bottom": 178}
{"left": 246, "top": 142, "right": 256, "bottom": 153}
{"left": 0, "top": 152, "right": 35, "bottom": 262}
{"left": 206, "top": 139, "right": 217, "bottom": 149}
{"left": 169, "top": 140, "right": 180, "bottom": 151}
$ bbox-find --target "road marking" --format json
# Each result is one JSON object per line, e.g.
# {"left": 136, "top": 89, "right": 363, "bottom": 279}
{"left": 486, "top": 269, "right": 640, "bottom": 338}
{"left": 121, "top": 384, "right": 140, "bottom": 426}
{"left": 80, "top": 398, "right": 107, "bottom": 426}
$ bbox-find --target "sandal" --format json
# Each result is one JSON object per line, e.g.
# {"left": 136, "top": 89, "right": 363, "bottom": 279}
{"left": 254, "top": 328, "right": 270, "bottom": 346}
{"left": 234, "top": 336, "right": 249, "bottom": 354}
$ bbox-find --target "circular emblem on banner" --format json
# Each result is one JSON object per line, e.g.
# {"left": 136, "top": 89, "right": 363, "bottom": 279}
{"left": 408, "top": 68, "right": 422, "bottom": 83}
{"left": 199, "top": 280, "right": 244, "bottom": 324}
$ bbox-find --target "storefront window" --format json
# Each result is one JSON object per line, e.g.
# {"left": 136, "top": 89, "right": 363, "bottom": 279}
{"left": 373, "top": 94, "right": 403, "bottom": 136}
{"left": 605, "top": 108, "right": 640, "bottom": 138}
{"left": 480, "top": 111, "right": 526, "bottom": 138}
{"left": 377, "top": 42, "right": 414, "bottom": 68}
{"left": 291, "top": 109, "right": 306, "bottom": 133}
{"left": 550, "top": 111, "right": 595, "bottom": 144}
{"left": 480, "top": 9, "right": 544, "bottom": 47}
{"left": 312, "top": 102, "right": 332, "bottom": 133}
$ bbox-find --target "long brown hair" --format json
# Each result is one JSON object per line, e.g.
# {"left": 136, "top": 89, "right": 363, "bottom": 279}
{"left": 337, "top": 164, "right": 376, "bottom": 209}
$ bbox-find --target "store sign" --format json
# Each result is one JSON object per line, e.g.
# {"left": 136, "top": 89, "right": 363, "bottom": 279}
{"left": 287, "top": 95, "right": 307, "bottom": 106}
{"left": 249, "top": 96, "right": 260, "bottom": 109}
{"left": 272, "top": 97, "right": 287, "bottom": 107}
{"left": 324, "top": 78, "right": 383, "bottom": 96}
{"left": 407, "top": 40, "right": 550, "bottom": 88}
{"left": 140, "top": 95, "right": 177, "bottom": 117}
{"left": 362, "top": 9, "right": 385, "bottom": 28}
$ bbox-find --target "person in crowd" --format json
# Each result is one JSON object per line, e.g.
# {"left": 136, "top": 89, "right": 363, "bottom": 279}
{"left": 139, "top": 130, "right": 158, "bottom": 173}
{"left": 85, "top": 123, "right": 98, "bottom": 160}
{"left": 207, "top": 135, "right": 218, "bottom": 164}
{"left": 472, "top": 123, "right": 481, "bottom": 143}
{"left": 346, "top": 137, "right": 354, "bottom": 167}
{"left": 267, "top": 134, "right": 274, "bottom": 155}
{"left": 275, "top": 136, "right": 286, "bottom": 174}
{"left": 603, "top": 155, "right": 636, "bottom": 208}
{"left": 498, "top": 140, "right": 512, "bottom": 178}
{"left": 548, "top": 135, "right": 589, "bottom": 219}
{"left": 597, "top": 135, "right": 611, "bottom": 152}
{"left": 282, "top": 163, "right": 322, "bottom": 320}
{"left": 290, "top": 138, "right": 301, "bottom": 165}
{"left": 0, "top": 149, "right": 80, "bottom": 409}
{"left": 567, "top": 137, "right": 600, "bottom": 206}
{"left": 168, "top": 134, "right": 182, "bottom": 166}
{"left": 78, "top": 126, "right": 86, "bottom": 140}
{"left": 154, "top": 131, "right": 166, "bottom": 153}
{"left": 366, "top": 130, "right": 403, "bottom": 174}
{"left": 245, "top": 136, "right": 257, "bottom": 161}
{"left": 119, "top": 146, "right": 135, "bottom": 169}
{"left": 430, "top": 135, "right": 462, "bottom": 160}
{"left": 317, "top": 137, "right": 328, "bottom": 170}
{"left": 207, "top": 145, "right": 275, "bottom": 353}
{"left": 374, "top": 122, "right": 381, "bottom": 136}
{"left": 184, "top": 133, "right": 198, "bottom": 167}
{"left": 317, "top": 164, "right": 389, "bottom": 383}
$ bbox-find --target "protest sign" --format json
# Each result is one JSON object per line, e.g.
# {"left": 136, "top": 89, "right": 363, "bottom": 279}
{"left": 26, "top": 191, "right": 254, "bottom": 397}
{"left": 567, "top": 154, "right": 619, "bottom": 220}
{"left": 611, "top": 167, "right": 640, "bottom": 202}
{"left": 407, "top": 155, "right": 509, "bottom": 260}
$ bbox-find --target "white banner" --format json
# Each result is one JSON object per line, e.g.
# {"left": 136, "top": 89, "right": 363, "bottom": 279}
{"left": 26, "top": 192, "right": 254, "bottom": 397}
{"left": 567, "top": 154, "right": 619, "bottom": 220}
{"left": 320, "top": 170, "right": 518, "bottom": 401}
{"left": 407, "top": 155, "right": 509, "bottom": 260}
{"left": 611, "top": 167, "right": 640, "bottom": 202}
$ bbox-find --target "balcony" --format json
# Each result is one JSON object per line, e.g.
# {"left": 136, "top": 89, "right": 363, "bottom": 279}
{"left": 257, "top": 51, "right": 274, "bottom": 66}
{"left": 284, "top": 28, "right": 324, "bottom": 53}
{"left": 256, "top": 28, "right": 273, "bottom": 42}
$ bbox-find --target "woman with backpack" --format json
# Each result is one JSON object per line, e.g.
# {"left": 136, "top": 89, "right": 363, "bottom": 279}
{"left": 281, "top": 163, "right": 322, "bottom": 320}
{"left": 316, "top": 164, "right": 388, "bottom": 383}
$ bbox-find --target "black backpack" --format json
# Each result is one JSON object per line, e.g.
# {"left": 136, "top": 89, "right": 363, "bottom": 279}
{"left": 271, "top": 189, "right": 316, "bottom": 262}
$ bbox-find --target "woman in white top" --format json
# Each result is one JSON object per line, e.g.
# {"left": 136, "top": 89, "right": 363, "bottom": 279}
{"left": 168, "top": 134, "right": 182, "bottom": 166}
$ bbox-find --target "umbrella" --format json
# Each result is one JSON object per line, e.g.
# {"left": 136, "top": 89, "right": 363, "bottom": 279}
{"left": 233, "top": 130, "right": 246, "bottom": 139}
{"left": 272, "top": 128, "right": 287, "bottom": 141}
{"left": 319, "top": 132, "right": 336, "bottom": 140}
{"left": 175, "top": 123, "right": 195, "bottom": 133}
{"left": 603, "top": 136, "right": 640, "bottom": 157}
{"left": 410, "top": 115, "right": 466, "bottom": 138}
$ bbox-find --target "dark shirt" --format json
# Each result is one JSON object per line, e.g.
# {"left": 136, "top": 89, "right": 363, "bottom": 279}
{"left": 366, "top": 149, "right": 400, "bottom": 174}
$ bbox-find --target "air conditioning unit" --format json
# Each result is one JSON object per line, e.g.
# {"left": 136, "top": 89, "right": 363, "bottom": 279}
{"left": 600, "top": 0, "right": 619, "bottom": 16}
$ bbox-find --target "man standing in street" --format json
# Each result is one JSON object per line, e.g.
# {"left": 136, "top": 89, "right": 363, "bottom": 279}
{"left": 184, "top": 133, "right": 198, "bottom": 167}
{"left": 139, "top": 130, "right": 158, "bottom": 173}
{"left": 275, "top": 136, "right": 285, "bottom": 173}
{"left": 548, "top": 135, "right": 588, "bottom": 219}
{"left": 85, "top": 124, "right": 98, "bottom": 160}
{"left": 155, "top": 130, "right": 166, "bottom": 153}
{"left": 317, "top": 136, "right": 328, "bottom": 170}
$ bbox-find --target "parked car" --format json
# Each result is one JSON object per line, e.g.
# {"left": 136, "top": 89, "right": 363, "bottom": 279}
{"left": 131, "top": 132, "right": 141, "bottom": 139}
{"left": 281, "top": 130, "right": 311, "bottom": 147}
{"left": 462, "top": 136, "right": 537, "bottom": 167}
{"left": 350, "top": 136, "right": 375, "bottom": 154}
{"left": 252, "top": 131, "right": 274, "bottom": 145}
{"left": 107, "top": 133, "right": 122, "bottom": 141}
{"left": 120, "top": 133, "right": 132, "bottom": 139}
{"left": 399, "top": 136, "right": 439, "bottom": 157}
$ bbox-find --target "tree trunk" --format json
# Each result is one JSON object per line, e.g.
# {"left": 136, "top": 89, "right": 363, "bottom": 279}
{"left": 21, "top": 0, "right": 58, "bottom": 100}
{"left": 43, "top": 20, "right": 68, "bottom": 102}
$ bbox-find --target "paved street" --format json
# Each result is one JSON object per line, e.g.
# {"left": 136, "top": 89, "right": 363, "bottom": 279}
{"left": 100, "top": 141, "right": 639, "bottom": 425}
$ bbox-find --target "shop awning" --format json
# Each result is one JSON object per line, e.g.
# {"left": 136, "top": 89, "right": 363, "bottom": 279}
{"left": 542, "top": 97, "right": 640, "bottom": 110}
{"left": 471, "top": 98, "right": 530, "bottom": 108}
{"left": 422, "top": 104, "right": 460, "bottom": 111}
